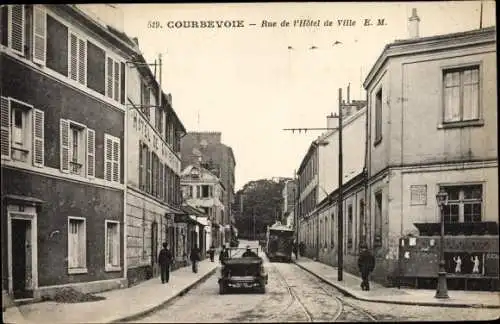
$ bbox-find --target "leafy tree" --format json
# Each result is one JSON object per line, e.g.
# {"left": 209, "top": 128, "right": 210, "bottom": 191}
{"left": 232, "top": 178, "right": 291, "bottom": 239}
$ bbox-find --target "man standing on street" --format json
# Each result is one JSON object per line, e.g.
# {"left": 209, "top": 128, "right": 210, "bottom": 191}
{"left": 219, "top": 246, "right": 229, "bottom": 264}
{"left": 208, "top": 244, "right": 216, "bottom": 262}
{"left": 158, "top": 243, "right": 173, "bottom": 284}
{"left": 358, "top": 243, "right": 375, "bottom": 291}
{"left": 190, "top": 245, "right": 201, "bottom": 273}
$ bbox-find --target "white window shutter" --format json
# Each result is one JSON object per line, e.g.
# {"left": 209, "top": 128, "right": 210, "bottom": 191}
{"left": 1, "top": 97, "right": 11, "bottom": 159}
{"left": 8, "top": 5, "right": 25, "bottom": 55}
{"left": 60, "top": 119, "right": 70, "bottom": 172}
{"left": 104, "top": 135, "right": 113, "bottom": 181}
{"left": 113, "top": 61, "right": 119, "bottom": 101}
{"left": 78, "top": 38, "right": 86, "bottom": 85}
{"left": 112, "top": 138, "right": 120, "bottom": 182}
{"left": 106, "top": 57, "right": 113, "bottom": 98}
{"left": 113, "top": 225, "right": 119, "bottom": 266}
{"left": 69, "top": 33, "right": 78, "bottom": 81}
{"left": 32, "top": 5, "right": 46, "bottom": 65}
{"left": 32, "top": 109, "right": 44, "bottom": 167}
{"left": 86, "top": 128, "right": 95, "bottom": 178}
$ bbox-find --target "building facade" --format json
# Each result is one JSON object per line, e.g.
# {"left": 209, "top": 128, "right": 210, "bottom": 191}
{"left": 363, "top": 24, "right": 498, "bottom": 285}
{"left": 282, "top": 180, "right": 297, "bottom": 228}
{"left": 181, "top": 164, "right": 226, "bottom": 249}
{"left": 298, "top": 100, "right": 367, "bottom": 273}
{"left": 1, "top": 4, "right": 136, "bottom": 301}
{"left": 125, "top": 40, "right": 186, "bottom": 285}
{"left": 180, "top": 132, "right": 236, "bottom": 244}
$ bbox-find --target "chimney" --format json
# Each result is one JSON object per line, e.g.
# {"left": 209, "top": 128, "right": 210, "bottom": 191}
{"left": 408, "top": 8, "right": 420, "bottom": 39}
{"left": 347, "top": 83, "right": 350, "bottom": 104}
{"left": 326, "top": 113, "right": 338, "bottom": 130}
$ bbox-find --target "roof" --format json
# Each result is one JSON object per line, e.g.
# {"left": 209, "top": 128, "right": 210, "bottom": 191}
{"left": 364, "top": 26, "right": 496, "bottom": 89}
{"left": 181, "top": 165, "right": 225, "bottom": 189}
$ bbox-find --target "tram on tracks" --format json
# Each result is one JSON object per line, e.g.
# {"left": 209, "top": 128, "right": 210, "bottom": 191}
{"left": 266, "top": 222, "right": 294, "bottom": 262}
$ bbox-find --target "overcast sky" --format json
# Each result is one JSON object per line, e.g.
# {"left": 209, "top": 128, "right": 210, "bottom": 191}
{"left": 117, "top": 1, "right": 495, "bottom": 191}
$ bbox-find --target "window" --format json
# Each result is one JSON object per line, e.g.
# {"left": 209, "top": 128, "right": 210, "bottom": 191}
{"left": 374, "top": 89, "right": 382, "bottom": 144}
{"left": 330, "top": 210, "right": 335, "bottom": 247}
{"left": 374, "top": 192, "right": 382, "bottom": 247}
{"left": 359, "top": 199, "right": 365, "bottom": 245}
{"left": 60, "top": 119, "right": 94, "bottom": 177}
{"left": 104, "top": 133, "right": 120, "bottom": 183}
{"left": 347, "top": 204, "right": 353, "bottom": 249}
{"left": 138, "top": 142, "right": 149, "bottom": 191}
{"left": 32, "top": 5, "right": 46, "bottom": 65}
{"left": 69, "top": 32, "right": 86, "bottom": 85}
{"left": 1, "top": 97, "right": 44, "bottom": 166}
{"left": 443, "top": 66, "right": 480, "bottom": 123}
{"left": 441, "top": 185, "right": 482, "bottom": 223}
{"left": 68, "top": 217, "right": 86, "bottom": 273}
{"left": 141, "top": 82, "right": 151, "bottom": 118}
{"left": 2, "top": 5, "right": 25, "bottom": 55}
{"left": 46, "top": 14, "right": 68, "bottom": 77}
{"left": 86, "top": 41, "right": 106, "bottom": 95}
{"left": 201, "top": 185, "right": 211, "bottom": 198}
{"left": 69, "top": 123, "right": 85, "bottom": 175}
{"left": 105, "top": 220, "right": 120, "bottom": 271}
{"left": 106, "top": 56, "right": 121, "bottom": 102}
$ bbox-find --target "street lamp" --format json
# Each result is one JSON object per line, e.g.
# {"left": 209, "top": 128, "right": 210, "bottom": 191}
{"left": 435, "top": 188, "right": 449, "bottom": 299}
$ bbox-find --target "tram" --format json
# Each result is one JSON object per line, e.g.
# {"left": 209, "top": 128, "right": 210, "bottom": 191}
{"left": 266, "top": 222, "right": 294, "bottom": 262}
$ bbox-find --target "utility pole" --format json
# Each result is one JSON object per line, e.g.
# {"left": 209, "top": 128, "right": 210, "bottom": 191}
{"left": 338, "top": 88, "right": 344, "bottom": 282}
{"left": 283, "top": 87, "right": 345, "bottom": 281}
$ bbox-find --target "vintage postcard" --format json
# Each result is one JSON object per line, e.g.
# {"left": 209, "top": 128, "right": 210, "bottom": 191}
{"left": 1, "top": 2, "right": 498, "bottom": 323}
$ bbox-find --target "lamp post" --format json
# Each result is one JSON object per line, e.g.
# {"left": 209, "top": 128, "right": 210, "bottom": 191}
{"left": 435, "top": 188, "right": 449, "bottom": 299}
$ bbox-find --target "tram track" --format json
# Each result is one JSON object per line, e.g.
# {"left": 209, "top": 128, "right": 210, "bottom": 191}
{"left": 270, "top": 260, "right": 377, "bottom": 322}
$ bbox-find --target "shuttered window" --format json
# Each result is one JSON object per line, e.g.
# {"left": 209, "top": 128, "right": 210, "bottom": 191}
{"left": 69, "top": 32, "right": 86, "bottom": 85}
{"left": 86, "top": 128, "right": 95, "bottom": 178}
{"left": 32, "top": 5, "right": 46, "bottom": 65}
{"left": 104, "top": 133, "right": 120, "bottom": 183}
{"left": 106, "top": 56, "right": 121, "bottom": 102}
{"left": 0, "top": 97, "right": 11, "bottom": 159}
{"left": 7, "top": 5, "right": 25, "bottom": 55}
{"left": 1, "top": 97, "right": 44, "bottom": 166}
{"left": 32, "top": 108, "right": 44, "bottom": 167}
{"left": 46, "top": 14, "right": 68, "bottom": 77}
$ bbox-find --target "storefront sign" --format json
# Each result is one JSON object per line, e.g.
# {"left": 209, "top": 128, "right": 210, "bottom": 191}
{"left": 131, "top": 110, "right": 181, "bottom": 175}
{"left": 410, "top": 185, "right": 427, "bottom": 205}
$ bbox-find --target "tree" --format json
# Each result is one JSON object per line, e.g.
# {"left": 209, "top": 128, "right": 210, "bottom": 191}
{"left": 232, "top": 178, "right": 291, "bottom": 239}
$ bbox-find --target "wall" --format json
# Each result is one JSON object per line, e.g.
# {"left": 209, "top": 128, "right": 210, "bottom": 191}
{"left": 2, "top": 169, "right": 124, "bottom": 287}
{"left": 318, "top": 109, "right": 366, "bottom": 202}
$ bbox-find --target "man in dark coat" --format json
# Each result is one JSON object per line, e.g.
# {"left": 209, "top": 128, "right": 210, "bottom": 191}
{"left": 358, "top": 243, "right": 376, "bottom": 291}
{"left": 158, "top": 243, "right": 173, "bottom": 284}
{"left": 190, "top": 245, "right": 201, "bottom": 273}
{"left": 242, "top": 245, "right": 258, "bottom": 257}
{"left": 208, "top": 244, "right": 216, "bottom": 262}
{"left": 219, "top": 246, "right": 229, "bottom": 264}
{"left": 292, "top": 240, "right": 299, "bottom": 260}
{"left": 299, "top": 241, "right": 306, "bottom": 256}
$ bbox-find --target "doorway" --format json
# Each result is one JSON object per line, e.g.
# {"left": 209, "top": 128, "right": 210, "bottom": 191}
{"left": 9, "top": 215, "right": 36, "bottom": 299}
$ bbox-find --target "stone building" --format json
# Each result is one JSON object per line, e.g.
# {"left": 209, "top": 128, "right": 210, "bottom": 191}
{"left": 180, "top": 132, "right": 236, "bottom": 245}
{"left": 1, "top": 4, "right": 133, "bottom": 301}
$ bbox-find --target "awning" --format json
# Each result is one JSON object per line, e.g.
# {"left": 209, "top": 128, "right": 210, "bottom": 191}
{"left": 164, "top": 205, "right": 186, "bottom": 216}
{"left": 2, "top": 194, "right": 45, "bottom": 206}
{"left": 189, "top": 215, "right": 209, "bottom": 227}
{"left": 174, "top": 214, "right": 197, "bottom": 224}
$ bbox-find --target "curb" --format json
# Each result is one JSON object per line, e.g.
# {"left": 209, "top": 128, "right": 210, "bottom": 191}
{"left": 294, "top": 262, "right": 500, "bottom": 309}
{"left": 108, "top": 266, "right": 219, "bottom": 323}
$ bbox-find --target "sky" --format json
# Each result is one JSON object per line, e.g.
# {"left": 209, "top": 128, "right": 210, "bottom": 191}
{"left": 112, "top": 1, "right": 496, "bottom": 191}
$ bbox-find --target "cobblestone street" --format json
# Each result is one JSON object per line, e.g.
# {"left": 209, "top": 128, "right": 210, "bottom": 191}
{"left": 127, "top": 256, "right": 500, "bottom": 323}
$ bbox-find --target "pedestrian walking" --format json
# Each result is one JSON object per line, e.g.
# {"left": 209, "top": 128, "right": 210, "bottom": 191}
{"left": 292, "top": 240, "right": 299, "bottom": 260}
{"left": 208, "top": 244, "right": 216, "bottom": 262}
{"left": 219, "top": 246, "right": 229, "bottom": 264}
{"left": 190, "top": 245, "right": 201, "bottom": 273}
{"left": 358, "top": 243, "right": 375, "bottom": 291}
{"left": 299, "top": 241, "right": 305, "bottom": 257}
{"left": 158, "top": 242, "right": 173, "bottom": 284}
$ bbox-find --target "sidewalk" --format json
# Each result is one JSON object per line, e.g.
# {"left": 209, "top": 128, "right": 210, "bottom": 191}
{"left": 294, "top": 257, "right": 500, "bottom": 309}
{"left": 3, "top": 259, "right": 220, "bottom": 324}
